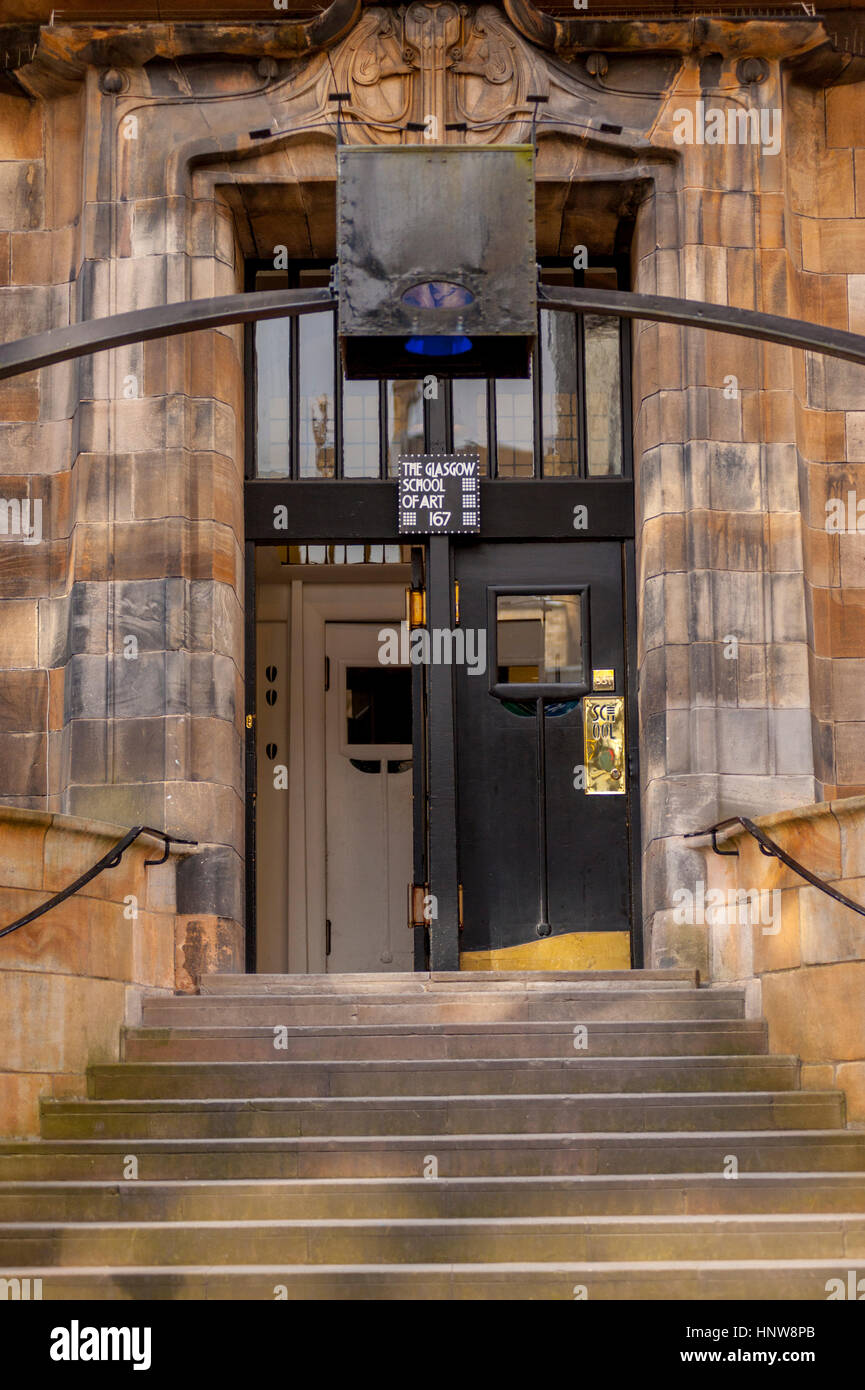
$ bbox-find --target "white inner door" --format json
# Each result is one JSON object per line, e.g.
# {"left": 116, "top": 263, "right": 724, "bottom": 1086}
{"left": 324, "top": 623, "right": 414, "bottom": 973}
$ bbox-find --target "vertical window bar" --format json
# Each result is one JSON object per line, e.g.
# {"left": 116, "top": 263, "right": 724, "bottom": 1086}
{"left": 618, "top": 259, "right": 634, "bottom": 481}
{"left": 378, "top": 380, "right": 388, "bottom": 479}
{"left": 575, "top": 267, "right": 588, "bottom": 480}
{"left": 334, "top": 309, "right": 343, "bottom": 480}
{"left": 531, "top": 339, "right": 542, "bottom": 479}
{"left": 290, "top": 313, "right": 299, "bottom": 481}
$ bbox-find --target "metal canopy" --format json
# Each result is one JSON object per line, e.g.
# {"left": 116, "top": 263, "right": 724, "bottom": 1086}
{"left": 336, "top": 145, "right": 537, "bottom": 379}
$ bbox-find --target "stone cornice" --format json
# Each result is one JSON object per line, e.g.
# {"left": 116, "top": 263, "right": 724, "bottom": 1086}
{"left": 1, "top": 2, "right": 862, "bottom": 97}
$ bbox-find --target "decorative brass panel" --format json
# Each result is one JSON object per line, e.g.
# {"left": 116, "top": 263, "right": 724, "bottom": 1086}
{"left": 592, "top": 668, "right": 615, "bottom": 691}
{"left": 583, "top": 695, "right": 625, "bottom": 795}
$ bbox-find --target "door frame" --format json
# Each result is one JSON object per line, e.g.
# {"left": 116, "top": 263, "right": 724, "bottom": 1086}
{"left": 286, "top": 581, "right": 408, "bottom": 972}
{"left": 247, "top": 519, "right": 642, "bottom": 973}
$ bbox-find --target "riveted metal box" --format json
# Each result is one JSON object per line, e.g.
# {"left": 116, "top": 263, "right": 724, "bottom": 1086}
{"left": 337, "top": 144, "right": 536, "bottom": 378}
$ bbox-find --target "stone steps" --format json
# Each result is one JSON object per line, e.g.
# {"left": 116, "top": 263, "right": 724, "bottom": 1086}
{"left": 6, "top": 1173, "right": 865, "bottom": 1221}
{"left": 123, "top": 1018, "right": 769, "bottom": 1062}
{"left": 140, "top": 988, "right": 746, "bottom": 1026}
{"left": 2, "top": 969, "right": 863, "bottom": 1300}
{"left": 2, "top": 1131, "right": 864, "bottom": 1180}
{"left": 11, "top": 1260, "right": 865, "bottom": 1301}
{"left": 38, "top": 1091, "right": 843, "bottom": 1139}
{"left": 4, "top": 1212, "right": 865, "bottom": 1267}
{"left": 198, "top": 971, "right": 699, "bottom": 995}
{"left": 90, "top": 1055, "right": 798, "bottom": 1099}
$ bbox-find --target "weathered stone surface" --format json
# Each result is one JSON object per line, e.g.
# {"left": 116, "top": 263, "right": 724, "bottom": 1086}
{"left": 762, "top": 962, "right": 865, "bottom": 1064}
{"left": 836, "top": 1062, "right": 865, "bottom": 1125}
{"left": 0, "top": 808, "right": 185, "bottom": 1135}
{"left": 174, "top": 914, "right": 245, "bottom": 994}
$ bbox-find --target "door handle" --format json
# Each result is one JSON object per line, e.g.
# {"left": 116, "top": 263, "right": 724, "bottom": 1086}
{"left": 325, "top": 919, "right": 332, "bottom": 957}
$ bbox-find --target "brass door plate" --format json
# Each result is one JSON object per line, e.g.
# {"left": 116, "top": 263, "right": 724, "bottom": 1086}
{"left": 592, "top": 669, "right": 615, "bottom": 691}
{"left": 584, "top": 695, "right": 626, "bottom": 795}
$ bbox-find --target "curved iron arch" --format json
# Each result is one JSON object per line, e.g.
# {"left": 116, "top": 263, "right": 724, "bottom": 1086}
{"left": 2, "top": 283, "right": 865, "bottom": 382}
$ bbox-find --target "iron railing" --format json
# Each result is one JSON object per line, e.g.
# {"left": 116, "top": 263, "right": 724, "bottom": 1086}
{"left": 0, "top": 825, "right": 197, "bottom": 941}
{"left": 685, "top": 815, "right": 865, "bottom": 919}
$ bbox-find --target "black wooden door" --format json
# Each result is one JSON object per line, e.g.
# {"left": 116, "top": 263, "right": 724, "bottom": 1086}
{"left": 453, "top": 540, "right": 633, "bottom": 954}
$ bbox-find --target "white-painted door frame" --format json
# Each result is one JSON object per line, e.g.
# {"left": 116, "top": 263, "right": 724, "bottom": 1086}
{"left": 288, "top": 583, "right": 406, "bottom": 972}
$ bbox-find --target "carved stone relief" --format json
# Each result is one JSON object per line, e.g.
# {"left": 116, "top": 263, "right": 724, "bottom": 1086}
{"left": 263, "top": 3, "right": 679, "bottom": 149}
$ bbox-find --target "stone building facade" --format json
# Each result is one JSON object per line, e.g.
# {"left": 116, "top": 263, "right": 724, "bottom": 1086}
{"left": 1, "top": 2, "right": 865, "bottom": 1130}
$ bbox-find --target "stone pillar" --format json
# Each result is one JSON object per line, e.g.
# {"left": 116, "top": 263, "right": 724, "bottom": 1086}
{"left": 633, "top": 55, "right": 819, "bottom": 972}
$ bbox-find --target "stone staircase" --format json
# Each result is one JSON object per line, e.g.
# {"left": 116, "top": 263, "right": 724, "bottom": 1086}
{"left": 2, "top": 970, "right": 865, "bottom": 1299}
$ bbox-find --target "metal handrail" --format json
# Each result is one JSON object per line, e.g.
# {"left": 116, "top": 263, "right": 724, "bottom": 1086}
{"left": 0, "top": 825, "right": 197, "bottom": 940}
{"left": 684, "top": 815, "right": 865, "bottom": 920}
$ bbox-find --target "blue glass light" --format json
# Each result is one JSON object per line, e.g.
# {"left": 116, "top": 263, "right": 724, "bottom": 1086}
{"left": 404, "top": 335, "right": 473, "bottom": 357}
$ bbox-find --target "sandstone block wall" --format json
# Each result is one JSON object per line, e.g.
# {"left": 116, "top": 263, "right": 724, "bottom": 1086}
{"left": 692, "top": 799, "right": 865, "bottom": 1125}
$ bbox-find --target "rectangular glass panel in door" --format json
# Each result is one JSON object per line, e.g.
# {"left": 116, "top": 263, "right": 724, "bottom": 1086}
{"left": 496, "top": 594, "right": 584, "bottom": 685}
{"left": 454, "top": 542, "right": 632, "bottom": 955}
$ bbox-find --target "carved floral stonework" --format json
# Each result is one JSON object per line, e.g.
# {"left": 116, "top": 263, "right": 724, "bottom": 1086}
{"left": 263, "top": 3, "right": 674, "bottom": 149}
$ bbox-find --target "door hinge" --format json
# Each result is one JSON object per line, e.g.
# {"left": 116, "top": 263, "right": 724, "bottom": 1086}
{"left": 409, "top": 884, "right": 463, "bottom": 929}
{"left": 246, "top": 714, "right": 254, "bottom": 729}
{"left": 324, "top": 655, "right": 330, "bottom": 692}
{"left": 325, "top": 918, "right": 332, "bottom": 956}
{"left": 408, "top": 883, "right": 429, "bottom": 928}
{"left": 406, "top": 587, "right": 426, "bottom": 629}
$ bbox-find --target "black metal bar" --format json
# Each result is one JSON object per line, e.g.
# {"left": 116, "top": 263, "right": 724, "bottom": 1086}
{"left": 538, "top": 285, "right": 865, "bottom": 370}
{"left": 426, "top": 534, "right": 460, "bottom": 970}
{"left": 5, "top": 284, "right": 865, "bottom": 386}
{"left": 0, "top": 288, "right": 335, "bottom": 382}
{"left": 685, "top": 816, "right": 865, "bottom": 918}
{"left": 424, "top": 386, "right": 460, "bottom": 971}
{"left": 535, "top": 696, "right": 552, "bottom": 937}
{"left": 245, "top": 479, "right": 636, "bottom": 542}
{"left": 622, "top": 537, "right": 644, "bottom": 967}
{"left": 0, "top": 826, "right": 197, "bottom": 941}
{"left": 244, "top": 539, "right": 258, "bottom": 973}
{"left": 410, "top": 544, "right": 428, "bottom": 971}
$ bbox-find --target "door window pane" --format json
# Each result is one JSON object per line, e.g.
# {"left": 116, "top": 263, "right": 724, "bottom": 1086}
{"left": 299, "top": 312, "right": 336, "bottom": 477}
{"left": 342, "top": 379, "right": 380, "bottom": 478}
{"left": 496, "top": 594, "right": 584, "bottom": 685}
{"left": 495, "top": 377, "right": 534, "bottom": 477}
{"left": 584, "top": 314, "right": 623, "bottom": 477}
{"left": 452, "top": 379, "right": 489, "bottom": 475}
{"left": 256, "top": 319, "right": 291, "bottom": 477}
{"left": 387, "top": 380, "right": 425, "bottom": 477}
{"left": 346, "top": 667, "right": 412, "bottom": 745}
{"left": 540, "top": 310, "right": 579, "bottom": 476}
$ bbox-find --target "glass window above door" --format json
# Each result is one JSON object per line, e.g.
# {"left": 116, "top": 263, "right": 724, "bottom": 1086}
{"left": 251, "top": 260, "right": 628, "bottom": 480}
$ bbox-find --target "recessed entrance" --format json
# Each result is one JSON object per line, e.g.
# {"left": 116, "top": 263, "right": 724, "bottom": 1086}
{"left": 247, "top": 256, "right": 640, "bottom": 973}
